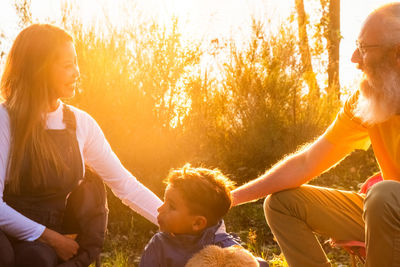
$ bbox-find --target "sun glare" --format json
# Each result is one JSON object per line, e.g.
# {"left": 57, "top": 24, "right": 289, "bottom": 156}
{"left": 0, "top": 0, "right": 397, "bottom": 89}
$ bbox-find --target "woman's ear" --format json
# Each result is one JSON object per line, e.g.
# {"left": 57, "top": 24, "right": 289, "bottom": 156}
{"left": 192, "top": 216, "right": 207, "bottom": 232}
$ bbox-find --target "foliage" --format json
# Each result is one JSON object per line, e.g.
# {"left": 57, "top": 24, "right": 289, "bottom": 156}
{"left": 64, "top": 17, "right": 347, "bottom": 265}
{"left": 3, "top": 1, "right": 380, "bottom": 266}
{"left": 13, "top": 0, "right": 32, "bottom": 28}
{"left": 269, "top": 254, "right": 288, "bottom": 267}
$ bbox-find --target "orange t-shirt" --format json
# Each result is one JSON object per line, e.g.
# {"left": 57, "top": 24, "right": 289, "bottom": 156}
{"left": 323, "top": 92, "right": 400, "bottom": 180}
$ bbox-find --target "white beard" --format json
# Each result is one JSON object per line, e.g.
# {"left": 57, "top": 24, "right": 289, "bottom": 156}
{"left": 354, "top": 62, "right": 400, "bottom": 125}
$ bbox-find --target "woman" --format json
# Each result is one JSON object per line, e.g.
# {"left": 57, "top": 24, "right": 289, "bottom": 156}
{"left": 0, "top": 24, "right": 162, "bottom": 266}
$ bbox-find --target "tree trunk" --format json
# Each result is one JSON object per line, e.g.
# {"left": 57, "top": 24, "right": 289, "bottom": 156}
{"left": 294, "top": 0, "right": 319, "bottom": 98}
{"left": 327, "top": 0, "right": 341, "bottom": 99}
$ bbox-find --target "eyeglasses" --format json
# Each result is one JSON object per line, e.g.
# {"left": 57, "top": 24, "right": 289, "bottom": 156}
{"left": 356, "top": 40, "right": 384, "bottom": 55}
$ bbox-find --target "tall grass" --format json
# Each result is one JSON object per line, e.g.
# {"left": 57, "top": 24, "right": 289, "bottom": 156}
{"left": 2, "top": 2, "right": 379, "bottom": 265}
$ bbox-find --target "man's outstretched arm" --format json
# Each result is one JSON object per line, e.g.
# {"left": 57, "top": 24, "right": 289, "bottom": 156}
{"left": 231, "top": 136, "right": 354, "bottom": 206}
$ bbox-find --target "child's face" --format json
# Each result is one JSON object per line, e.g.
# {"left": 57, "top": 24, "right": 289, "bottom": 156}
{"left": 157, "top": 185, "right": 201, "bottom": 235}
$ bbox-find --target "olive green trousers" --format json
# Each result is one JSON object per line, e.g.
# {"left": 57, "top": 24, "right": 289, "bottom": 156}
{"left": 264, "top": 180, "right": 400, "bottom": 267}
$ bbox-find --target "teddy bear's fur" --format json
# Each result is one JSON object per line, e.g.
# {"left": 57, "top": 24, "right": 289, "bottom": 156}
{"left": 185, "top": 245, "right": 260, "bottom": 267}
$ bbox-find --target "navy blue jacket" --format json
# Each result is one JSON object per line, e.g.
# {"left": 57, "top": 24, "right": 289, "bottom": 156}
{"left": 139, "top": 220, "right": 267, "bottom": 267}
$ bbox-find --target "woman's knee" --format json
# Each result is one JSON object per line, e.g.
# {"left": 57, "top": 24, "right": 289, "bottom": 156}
{"left": 364, "top": 180, "right": 400, "bottom": 219}
{"left": 14, "top": 241, "right": 58, "bottom": 267}
{"left": 0, "top": 231, "right": 15, "bottom": 267}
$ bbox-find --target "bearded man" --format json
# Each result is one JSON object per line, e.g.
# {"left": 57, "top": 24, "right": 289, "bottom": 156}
{"left": 231, "top": 3, "right": 400, "bottom": 267}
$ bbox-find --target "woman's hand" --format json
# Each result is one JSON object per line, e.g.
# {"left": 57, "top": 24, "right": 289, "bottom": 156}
{"left": 38, "top": 228, "right": 79, "bottom": 261}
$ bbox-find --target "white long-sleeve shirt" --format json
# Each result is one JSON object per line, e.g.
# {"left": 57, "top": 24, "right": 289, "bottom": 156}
{"left": 0, "top": 102, "right": 163, "bottom": 241}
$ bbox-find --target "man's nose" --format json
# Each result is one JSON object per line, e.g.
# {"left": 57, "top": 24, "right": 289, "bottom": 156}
{"left": 351, "top": 48, "right": 362, "bottom": 64}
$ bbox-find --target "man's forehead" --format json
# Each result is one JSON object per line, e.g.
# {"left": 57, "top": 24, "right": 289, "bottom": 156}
{"left": 358, "top": 13, "right": 387, "bottom": 43}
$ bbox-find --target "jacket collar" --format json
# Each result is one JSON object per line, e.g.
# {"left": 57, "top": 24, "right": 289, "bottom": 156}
{"left": 160, "top": 220, "right": 226, "bottom": 249}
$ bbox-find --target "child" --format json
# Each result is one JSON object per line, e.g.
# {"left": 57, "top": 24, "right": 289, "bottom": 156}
{"left": 139, "top": 164, "right": 267, "bottom": 267}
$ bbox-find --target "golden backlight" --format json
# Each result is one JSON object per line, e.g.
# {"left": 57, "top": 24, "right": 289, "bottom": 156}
{"left": 0, "top": 0, "right": 396, "bottom": 89}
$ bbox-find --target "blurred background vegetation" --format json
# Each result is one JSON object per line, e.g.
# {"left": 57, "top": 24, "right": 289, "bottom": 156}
{"left": 2, "top": 0, "right": 380, "bottom": 266}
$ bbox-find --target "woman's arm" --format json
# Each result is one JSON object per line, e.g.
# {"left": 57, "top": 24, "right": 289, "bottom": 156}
{"left": 38, "top": 228, "right": 79, "bottom": 261}
{"left": 76, "top": 108, "right": 162, "bottom": 225}
{"left": 0, "top": 105, "right": 79, "bottom": 261}
{"left": 0, "top": 105, "right": 47, "bottom": 241}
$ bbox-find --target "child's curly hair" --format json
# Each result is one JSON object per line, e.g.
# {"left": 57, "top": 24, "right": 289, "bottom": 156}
{"left": 165, "top": 164, "right": 235, "bottom": 226}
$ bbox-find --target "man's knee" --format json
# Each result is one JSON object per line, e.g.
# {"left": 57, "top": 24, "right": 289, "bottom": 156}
{"left": 15, "top": 241, "right": 58, "bottom": 267}
{"left": 364, "top": 180, "right": 400, "bottom": 220}
{"left": 264, "top": 188, "right": 303, "bottom": 222}
{"left": 264, "top": 190, "right": 287, "bottom": 216}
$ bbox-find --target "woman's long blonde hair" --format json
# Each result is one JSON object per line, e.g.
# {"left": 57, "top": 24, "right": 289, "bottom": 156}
{"left": 1, "top": 24, "right": 73, "bottom": 193}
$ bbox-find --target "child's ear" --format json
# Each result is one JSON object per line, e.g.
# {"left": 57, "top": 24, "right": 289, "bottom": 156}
{"left": 192, "top": 216, "right": 207, "bottom": 232}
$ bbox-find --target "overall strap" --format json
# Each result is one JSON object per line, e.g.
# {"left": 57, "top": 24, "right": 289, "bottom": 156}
{"left": 62, "top": 104, "right": 77, "bottom": 133}
{"left": 4, "top": 104, "right": 84, "bottom": 232}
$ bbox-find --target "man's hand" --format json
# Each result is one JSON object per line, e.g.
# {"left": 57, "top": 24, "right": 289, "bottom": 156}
{"left": 38, "top": 228, "right": 79, "bottom": 261}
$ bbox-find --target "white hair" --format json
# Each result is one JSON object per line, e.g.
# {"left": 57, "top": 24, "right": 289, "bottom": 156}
{"left": 354, "top": 61, "right": 400, "bottom": 124}
{"left": 354, "top": 3, "right": 400, "bottom": 124}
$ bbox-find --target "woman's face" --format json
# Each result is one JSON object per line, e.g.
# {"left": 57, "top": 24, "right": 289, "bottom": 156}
{"left": 49, "top": 41, "right": 80, "bottom": 100}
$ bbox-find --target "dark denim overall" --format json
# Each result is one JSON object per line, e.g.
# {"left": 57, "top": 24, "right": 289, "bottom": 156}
{"left": 1, "top": 104, "right": 83, "bottom": 266}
